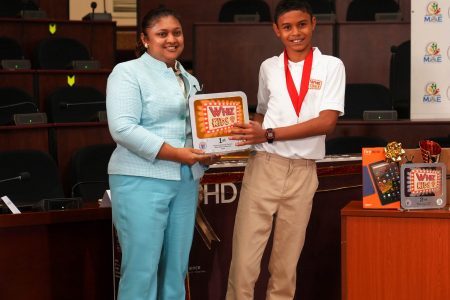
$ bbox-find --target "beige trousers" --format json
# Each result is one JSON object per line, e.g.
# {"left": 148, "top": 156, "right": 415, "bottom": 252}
{"left": 226, "top": 151, "right": 318, "bottom": 300}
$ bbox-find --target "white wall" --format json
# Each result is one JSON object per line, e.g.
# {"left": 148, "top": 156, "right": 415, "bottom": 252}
{"left": 69, "top": 0, "right": 109, "bottom": 20}
{"left": 69, "top": 0, "right": 136, "bottom": 26}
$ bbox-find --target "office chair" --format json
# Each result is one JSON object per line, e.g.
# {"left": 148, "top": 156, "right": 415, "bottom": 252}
{"left": 306, "top": 0, "right": 334, "bottom": 14}
{"left": 219, "top": 0, "right": 271, "bottom": 22}
{"left": 34, "top": 37, "right": 90, "bottom": 69}
{"left": 0, "top": 36, "right": 32, "bottom": 70}
{"left": 46, "top": 86, "right": 106, "bottom": 123}
{"left": 390, "top": 40, "right": 410, "bottom": 119}
{"left": 0, "top": 87, "right": 38, "bottom": 125}
{"left": 70, "top": 143, "right": 115, "bottom": 202}
{"left": 326, "top": 136, "right": 387, "bottom": 155}
{"left": 0, "top": 37, "right": 23, "bottom": 60}
{"left": 0, "top": 149, "right": 65, "bottom": 208}
{"left": 0, "top": 0, "right": 22, "bottom": 17}
{"left": 346, "top": 0, "right": 399, "bottom": 21}
{"left": 342, "top": 83, "right": 392, "bottom": 119}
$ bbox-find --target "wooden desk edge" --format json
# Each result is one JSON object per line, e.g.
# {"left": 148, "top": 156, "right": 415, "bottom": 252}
{"left": 341, "top": 200, "right": 450, "bottom": 219}
{"left": 0, "top": 205, "right": 111, "bottom": 228}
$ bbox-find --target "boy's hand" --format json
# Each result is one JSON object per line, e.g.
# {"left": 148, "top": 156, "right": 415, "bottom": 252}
{"left": 230, "top": 121, "right": 267, "bottom": 146}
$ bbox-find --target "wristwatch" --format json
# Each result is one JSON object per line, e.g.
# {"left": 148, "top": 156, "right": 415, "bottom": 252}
{"left": 265, "top": 128, "right": 275, "bottom": 144}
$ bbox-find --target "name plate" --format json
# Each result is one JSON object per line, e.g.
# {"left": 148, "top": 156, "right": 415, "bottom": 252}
{"left": 189, "top": 91, "right": 250, "bottom": 154}
{"left": 1, "top": 196, "right": 21, "bottom": 214}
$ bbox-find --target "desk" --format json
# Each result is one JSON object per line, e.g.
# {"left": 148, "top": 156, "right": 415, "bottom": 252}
{"left": 0, "top": 70, "right": 35, "bottom": 100}
{"left": 193, "top": 22, "right": 334, "bottom": 108}
{"left": 0, "top": 19, "right": 116, "bottom": 69}
{"left": 0, "top": 204, "right": 113, "bottom": 300}
{"left": 341, "top": 201, "right": 450, "bottom": 300}
{"left": 329, "top": 120, "right": 450, "bottom": 149}
{"left": 189, "top": 157, "right": 362, "bottom": 300}
{"left": 0, "top": 124, "right": 50, "bottom": 152}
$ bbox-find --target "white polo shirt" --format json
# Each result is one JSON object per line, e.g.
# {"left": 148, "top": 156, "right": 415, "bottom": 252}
{"left": 255, "top": 48, "right": 345, "bottom": 160}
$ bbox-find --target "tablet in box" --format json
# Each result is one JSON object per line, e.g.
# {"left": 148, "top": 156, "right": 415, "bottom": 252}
{"left": 362, "top": 147, "right": 401, "bottom": 209}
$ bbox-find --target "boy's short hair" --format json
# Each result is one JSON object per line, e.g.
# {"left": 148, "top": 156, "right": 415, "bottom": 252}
{"left": 274, "top": 0, "right": 313, "bottom": 24}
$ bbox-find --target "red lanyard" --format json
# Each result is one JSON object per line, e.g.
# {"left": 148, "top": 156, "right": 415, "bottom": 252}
{"left": 284, "top": 48, "right": 313, "bottom": 116}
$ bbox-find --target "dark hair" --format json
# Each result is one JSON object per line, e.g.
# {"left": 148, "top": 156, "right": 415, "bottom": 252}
{"left": 274, "top": 0, "right": 313, "bottom": 24}
{"left": 135, "top": 6, "right": 182, "bottom": 57}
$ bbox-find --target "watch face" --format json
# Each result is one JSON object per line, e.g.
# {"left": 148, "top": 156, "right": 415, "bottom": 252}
{"left": 266, "top": 128, "right": 274, "bottom": 143}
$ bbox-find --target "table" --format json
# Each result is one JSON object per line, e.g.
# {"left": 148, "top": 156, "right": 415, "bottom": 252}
{"left": 341, "top": 201, "right": 450, "bottom": 300}
{"left": 0, "top": 204, "right": 113, "bottom": 300}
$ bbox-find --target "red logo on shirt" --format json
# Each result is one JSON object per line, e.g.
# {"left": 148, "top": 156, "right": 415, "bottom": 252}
{"left": 309, "top": 79, "right": 322, "bottom": 90}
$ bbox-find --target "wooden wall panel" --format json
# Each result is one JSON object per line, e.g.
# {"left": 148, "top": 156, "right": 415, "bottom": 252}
{"left": 193, "top": 22, "right": 333, "bottom": 108}
{"left": 337, "top": 22, "right": 409, "bottom": 87}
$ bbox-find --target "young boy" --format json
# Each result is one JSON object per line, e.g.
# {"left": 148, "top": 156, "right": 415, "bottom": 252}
{"left": 226, "top": 0, "right": 345, "bottom": 299}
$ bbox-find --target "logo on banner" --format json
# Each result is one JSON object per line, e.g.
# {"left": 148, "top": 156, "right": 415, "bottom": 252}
{"left": 423, "top": 42, "right": 442, "bottom": 63}
{"left": 424, "top": 2, "right": 442, "bottom": 22}
{"left": 423, "top": 82, "right": 442, "bottom": 103}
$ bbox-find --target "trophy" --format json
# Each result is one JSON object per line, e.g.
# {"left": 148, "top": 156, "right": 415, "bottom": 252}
{"left": 419, "top": 140, "right": 441, "bottom": 163}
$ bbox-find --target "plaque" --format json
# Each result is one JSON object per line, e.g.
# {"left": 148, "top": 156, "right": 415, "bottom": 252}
{"left": 189, "top": 91, "right": 250, "bottom": 154}
{"left": 400, "top": 163, "right": 447, "bottom": 210}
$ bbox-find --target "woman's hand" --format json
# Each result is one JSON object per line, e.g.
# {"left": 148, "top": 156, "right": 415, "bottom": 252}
{"left": 197, "top": 153, "right": 222, "bottom": 166}
{"left": 175, "top": 149, "right": 221, "bottom": 166}
{"left": 175, "top": 148, "right": 207, "bottom": 165}
{"left": 229, "top": 121, "right": 266, "bottom": 146}
{"left": 157, "top": 143, "right": 221, "bottom": 165}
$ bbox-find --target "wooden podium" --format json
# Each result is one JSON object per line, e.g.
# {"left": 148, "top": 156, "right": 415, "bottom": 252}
{"left": 341, "top": 201, "right": 450, "bottom": 300}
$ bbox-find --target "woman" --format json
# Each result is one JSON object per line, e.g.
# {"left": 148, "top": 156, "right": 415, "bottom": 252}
{"left": 106, "top": 6, "right": 218, "bottom": 300}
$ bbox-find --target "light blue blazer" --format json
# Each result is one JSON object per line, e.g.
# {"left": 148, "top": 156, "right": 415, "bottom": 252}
{"left": 106, "top": 52, "right": 204, "bottom": 180}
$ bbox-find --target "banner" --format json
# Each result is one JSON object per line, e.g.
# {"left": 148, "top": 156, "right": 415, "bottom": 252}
{"left": 411, "top": 1, "right": 450, "bottom": 120}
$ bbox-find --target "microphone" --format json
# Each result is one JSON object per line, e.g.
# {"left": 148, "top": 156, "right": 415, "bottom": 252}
{"left": 0, "top": 101, "right": 38, "bottom": 112}
{"left": 59, "top": 101, "right": 105, "bottom": 109}
{"left": 0, "top": 172, "right": 31, "bottom": 184}
{"left": 91, "top": 2, "right": 97, "bottom": 15}
{"left": 82, "top": 0, "right": 111, "bottom": 21}
{"left": 71, "top": 180, "right": 108, "bottom": 198}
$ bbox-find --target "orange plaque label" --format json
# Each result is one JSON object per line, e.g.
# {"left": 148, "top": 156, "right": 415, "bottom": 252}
{"left": 194, "top": 97, "right": 244, "bottom": 139}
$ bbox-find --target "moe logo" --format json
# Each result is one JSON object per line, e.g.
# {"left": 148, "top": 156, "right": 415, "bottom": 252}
{"left": 423, "top": 42, "right": 442, "bottom": 63}
{"left": 423, "top": 82, "right": 441, "bottom": 103}
{"left": 424, "top": 2, "right": 442, "bottom": 22}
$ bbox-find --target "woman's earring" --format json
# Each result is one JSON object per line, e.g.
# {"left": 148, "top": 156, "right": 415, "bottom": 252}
{"left": 144, "top": 43, "right": 148, "bottom": 48}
